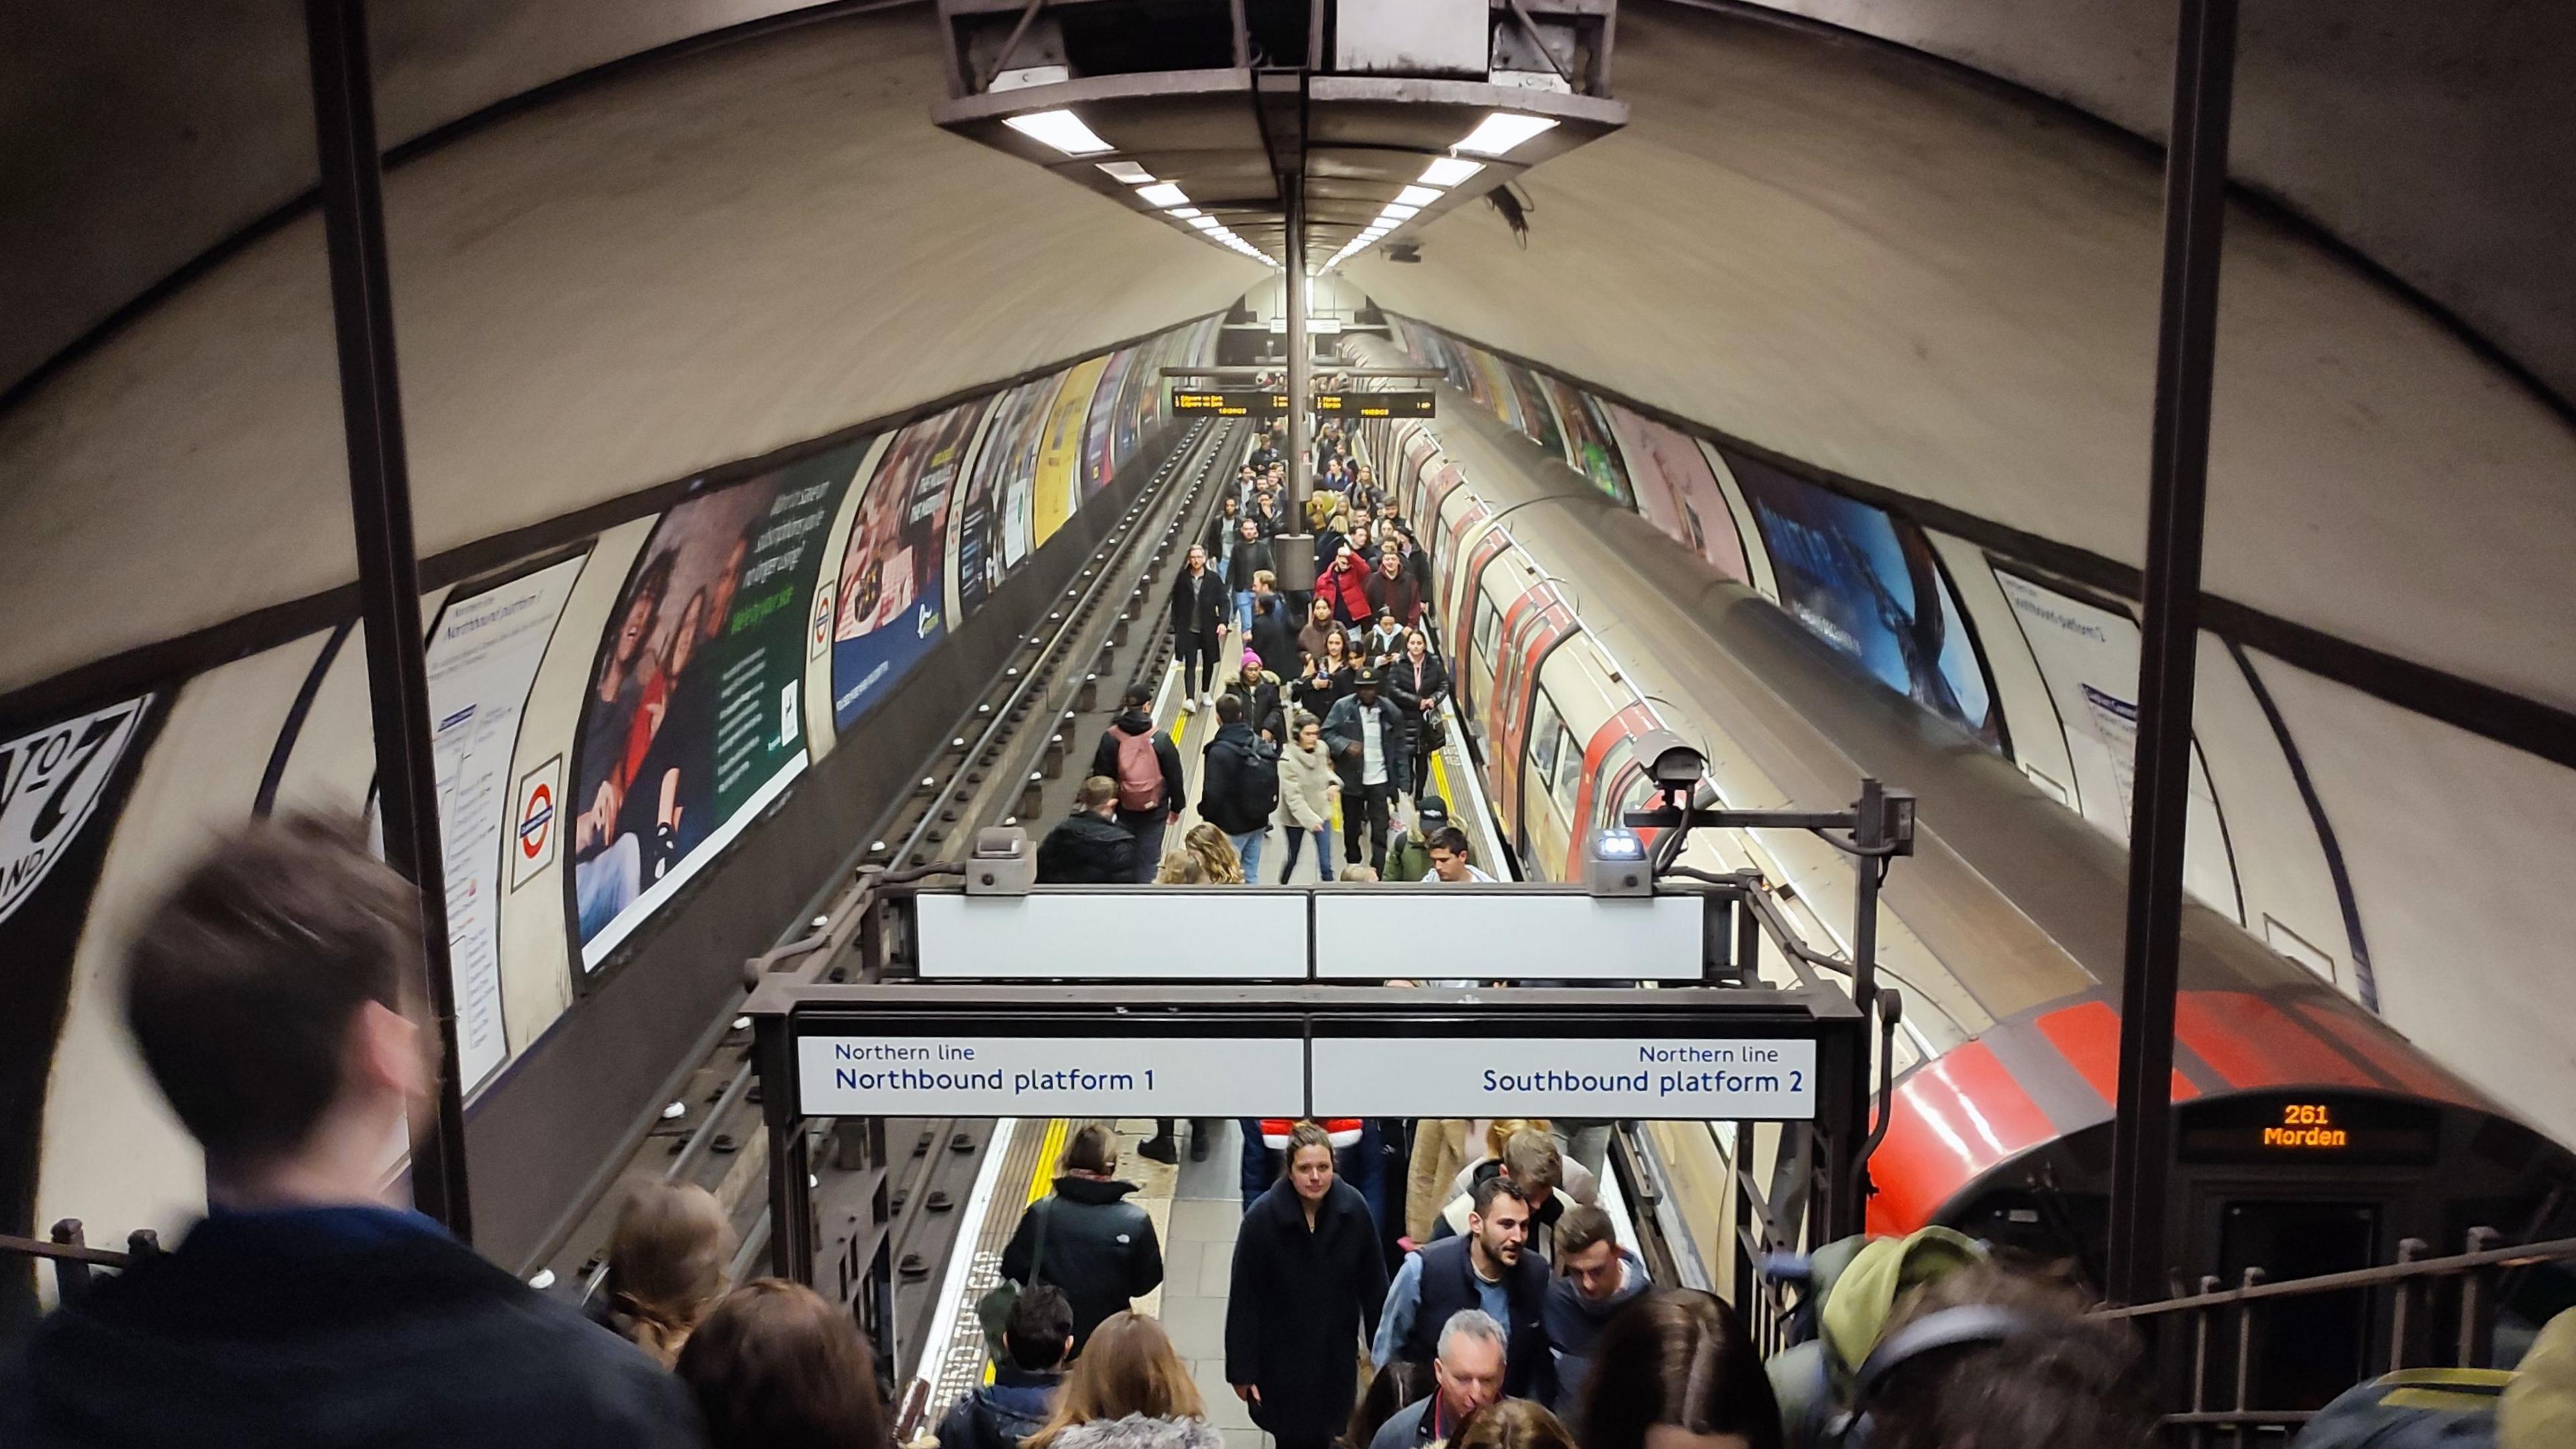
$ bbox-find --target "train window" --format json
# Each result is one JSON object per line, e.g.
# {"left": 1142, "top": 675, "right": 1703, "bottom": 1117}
{"left": 1529, "top": 692, "right": 1564, "bottom": 785}
{"left": 1550, "top": 720, "right": 1585, "bottom": 818}
{"left": 1472, "top": 590, "right": 1501, "bottom": 676}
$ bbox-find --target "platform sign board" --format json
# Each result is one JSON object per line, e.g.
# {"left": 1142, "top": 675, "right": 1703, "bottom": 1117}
{"left": 795, "top": 1020, "right": 1305, "bottom": 1116}
{"left": 1313, "top": 390, "right": 1435, "bottom": 418}
{"left": 914, "top": 890, "right": 1307, "bottom": 979}
{"left": 1170, "top": 389, "right": 1287, "bottom": 417}
{"left": 1309, "top": 1031, "right": 1817, "bottom": 1119}
{"left": 1311, "top": 890, "right": 1700, "bottom": 981}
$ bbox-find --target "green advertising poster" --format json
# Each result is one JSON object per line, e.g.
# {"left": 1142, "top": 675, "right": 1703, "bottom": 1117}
{"left": 569, "top": 443, "right": 863, "bottom": 968}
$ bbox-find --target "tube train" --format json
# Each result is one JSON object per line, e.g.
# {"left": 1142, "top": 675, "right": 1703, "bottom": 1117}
{"left": 1340, "top": 343, "right": 2573, "bottom": 1401}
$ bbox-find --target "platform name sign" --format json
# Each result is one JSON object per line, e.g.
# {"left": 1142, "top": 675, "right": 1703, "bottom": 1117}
{"left": 796, "top": 1030, "right": 1303, "bottom": 1117}
{"left": 1310, "top": 1035, "right": 1818, "bottom": 1119}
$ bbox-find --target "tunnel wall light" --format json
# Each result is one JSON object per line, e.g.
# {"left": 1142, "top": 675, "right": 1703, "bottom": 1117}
{"left": 1454, "top": 112, "right": 1558, "bottom": 157}
{"left": 1004, "top": 109, "right": 1113, "bottom": 156}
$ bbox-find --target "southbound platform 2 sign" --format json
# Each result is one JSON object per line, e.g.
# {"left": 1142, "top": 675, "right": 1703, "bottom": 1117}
{"left": 793, "top": 1023, "right": 1817, "bottom": 1122}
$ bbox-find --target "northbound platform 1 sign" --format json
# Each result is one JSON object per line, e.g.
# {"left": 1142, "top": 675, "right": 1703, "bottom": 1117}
{"left": 796, "top": 1026, "right": 1303, "bottom": 1117}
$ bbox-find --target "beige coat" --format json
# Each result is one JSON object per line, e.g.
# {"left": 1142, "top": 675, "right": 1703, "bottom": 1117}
{"left": 1278, "top": 737, "right": 1338, "bottom": 830}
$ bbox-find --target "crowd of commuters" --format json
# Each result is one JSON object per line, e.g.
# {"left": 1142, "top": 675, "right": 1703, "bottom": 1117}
{"left": 19, "top": 439, "right": 2576, "bottom": 1449}
{"left": 1042, "top": 426, "right": 1483, "bottom": 886}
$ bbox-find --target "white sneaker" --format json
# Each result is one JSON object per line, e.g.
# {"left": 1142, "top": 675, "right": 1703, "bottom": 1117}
{"left": 1199, "top": 690, "right": 1214, "bottom": 706}
{"left": 1180, "top": 696, "right": 1197, "bottom": 714}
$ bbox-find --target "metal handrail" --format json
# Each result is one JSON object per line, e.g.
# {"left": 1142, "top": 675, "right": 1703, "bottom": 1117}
{"left": 2102, "top": 1233, "right": 2576, "bottom": 1319}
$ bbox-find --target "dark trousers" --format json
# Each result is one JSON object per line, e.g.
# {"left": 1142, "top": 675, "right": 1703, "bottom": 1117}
{"left": 1116, "top": 808, "right": 1167, "bottom": 882}
{"left": 1343, "top": 781, "right": 1393, "bottom": 868}
{"left": 1177, "top": 627, "right": 1221, "bottom": 696}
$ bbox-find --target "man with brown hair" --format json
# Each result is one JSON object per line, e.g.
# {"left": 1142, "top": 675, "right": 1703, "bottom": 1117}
{"left": 1036, "top": 777, "right": 1138, "bottom": 884}
{"left": 1538, "top": 1205, "right": 1650, "bottom": 1417}
{"left": 0, "top": 814, "right": 699, "bottom": 1448}
{"left": 999, "top": 1123, "right": 1164, "bottom": 1352}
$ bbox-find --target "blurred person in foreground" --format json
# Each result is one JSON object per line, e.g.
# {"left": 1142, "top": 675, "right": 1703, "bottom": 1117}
{"left": 940, "top": 1283, "right": 1073, "bottom": 1449}
{"left": 1582, "top": 1290, "right": 1782, "bottom": 1449}
{"left": 0, "top": 814, "right": 700, "bottom": 1448}
{"left": 602, "top": 1180, "right": 737, "bottom": 1368}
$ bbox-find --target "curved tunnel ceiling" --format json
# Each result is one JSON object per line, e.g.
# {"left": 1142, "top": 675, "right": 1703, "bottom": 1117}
{"left": 1345, "top": 1, "right": 2576, "bottom": 715}
{"left": 0, "top": 3, "right": 1260, "bottom": 693}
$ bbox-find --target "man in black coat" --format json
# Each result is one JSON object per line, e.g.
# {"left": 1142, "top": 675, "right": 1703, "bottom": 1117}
{"left": 1197, "top": 694, "right": 1279, "bottom": 881}
{"left": 1224, "top": 517, "right": 1275, "bottom": 638}
{"left": 998, "top": 1124, "right": 1165, "bottom": 1353}
{"left": 1035, "top": 776, "right": 1136, "bottom": 884}
{"left": 0, "top": 816, "right": 702, "bottom": 1449}
{"left": 1227, "top": 1123, "right": 1390, "bottom": 1449}
{"left": 1169, "top": 543, "right": 1230, "bottom": 709}
{"left": 1321, "top": 672, "right": 1413, "bottom": 872}
{"left": 1246, "top": 578, "right": 1299, "bottom": 682}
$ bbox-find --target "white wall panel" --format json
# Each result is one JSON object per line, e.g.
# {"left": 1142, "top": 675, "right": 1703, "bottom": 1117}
{"left": 2252, "top": 652, "right": 2576, "bottom": 1149}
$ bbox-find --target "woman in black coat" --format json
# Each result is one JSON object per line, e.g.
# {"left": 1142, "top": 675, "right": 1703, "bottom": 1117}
{"left": 1382, "top": 629, "right": 1450, "bottom": 800}
{"left": 1225, "top": 1126, "right": 1389, "bottom": 1449}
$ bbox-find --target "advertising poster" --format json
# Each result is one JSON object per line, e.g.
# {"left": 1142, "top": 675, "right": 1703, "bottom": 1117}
{"left": 422, "top": 554, "right": 585, "bottom": 1089}
{"left": 1727, "top": 451, "right": 1998, "bottom": 746}
{"left": 1, "top": 692, "right": 156, "bottom": 1336}
{"left": 955, "top": 376, "right": 1057, "bottom": 618}
{"left": 833, "top": 400, "right": 985, "bottom": 730}
{"left": 1032, "top": 356, "right": 1108, "bottom": 549}
{"left": 1500, "top": 359, "right": 1568, "bottom": 459}
{"left": 571, "top": 449, "right": 857, "bottom": 968}
{"left": 1993, "top": 569, "right": 2241, "bottom": 914}
{"left": 1604, "top": 401, "right": 1748, "bottom": 584}
{"left": 1542, "top": 376, "right": 1633, "bottom": 506}
{"left": 1083, "top": 346, "right": 1138, "bottom": 498}
{"left": 1466, "top": 347, "right": 1519, "bottom": 429}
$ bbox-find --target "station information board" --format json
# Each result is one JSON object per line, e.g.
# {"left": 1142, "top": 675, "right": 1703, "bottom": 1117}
{"left": 1311, "top": 1032, "right": 1816, "bottom": 1118}
{"left": 1169, "top": 389, "right": 1287, "bottom": 417}
{"left": 1313, "top": 390, "right": 1435, "bottom": 418}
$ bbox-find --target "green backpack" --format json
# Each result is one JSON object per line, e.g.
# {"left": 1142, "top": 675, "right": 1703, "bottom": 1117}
{"left": 975, "top": 1197, "right": 1052, "bottom": 1366}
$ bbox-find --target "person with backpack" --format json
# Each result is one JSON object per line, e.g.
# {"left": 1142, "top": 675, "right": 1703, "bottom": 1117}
{"left": 998, "top": 1124, "right": 1164, "bottom": 1354}
{"left": 1093, "top": 683, "right": 1184, "bottom": 881}
{"left": 939, "top": 1284, "right": 1072, "bottom": 1449}
{"left": 1385, "top": 796, "right": 1451, "bottom": 883}
{"left": 1198, "top": 694, "right": 1282, "bottom": 884}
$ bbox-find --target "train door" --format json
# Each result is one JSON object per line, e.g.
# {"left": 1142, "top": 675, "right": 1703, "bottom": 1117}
{"left": 2204, "top": 1192, "right": 2381, "bottom": 1413}
{"left": 1486, "top": 585, "right": 1578, "bottom": 833}
{"left": 1448, "top": 521, "right": 1513, "bottom": 727}
{"left": 1522, "top": 689, "right": 1575, "bottom": 877}
{"left": 1570, "top": 703, "right": 1663, "bottom": 869}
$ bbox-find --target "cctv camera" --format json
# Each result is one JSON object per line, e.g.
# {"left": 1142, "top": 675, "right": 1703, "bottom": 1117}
{"left": 1635, "top": 728, "right": 1708, "bottom": 793}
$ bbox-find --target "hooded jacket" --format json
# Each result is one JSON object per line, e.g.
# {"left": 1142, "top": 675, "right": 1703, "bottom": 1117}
{"left": 0, "top": 1209, "right": 701, "bottom": 1449}
{"left": 1092, "top": 712, "right": 1185, "bottom": 818}
{"left": 1001, "top": 1176, "right": 1166, "bottom": 1352}
{"left": 1540, "top": 1248, "right": 1652, "bottom": 1413}
{"left": 1047, "top": 1413, "right": 1228, "bottom": 1449}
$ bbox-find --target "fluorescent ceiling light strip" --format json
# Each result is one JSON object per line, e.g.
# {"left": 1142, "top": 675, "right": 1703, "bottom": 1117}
{"left": 1097, "top": 161, "right": 1155, "bottom": 184}
{"left": 1189, "top": 215, "right": 1220, "bottom": 230}
{"left": 1454, "top": 112, "right": 1558, "bottom": 158}
{"left": 1135, "top": 181, "right": 1189, "bottom": 207}
{"left": 1167, "top": 207, "right": 1203, "bottom": 219}
{"left": 1420, "top": 157, "right": 1484, "bottom": 186}
{"left": 1378, "top": 203, "right": 1419, "bottom": 221}
{"left": 1393, "top": 185, "right": 1441, "bottom": 208}
{"left": 1004, "top": 109, "right": 1113, "bottom": 156}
